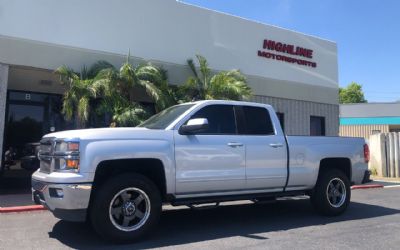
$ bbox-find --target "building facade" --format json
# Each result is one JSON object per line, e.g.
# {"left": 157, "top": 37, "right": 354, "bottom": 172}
{"left": 340, "top": 103, "right": 400, "bottom": 140}
{"left": 0, "top": 0, "right": 339, "bottom": 166}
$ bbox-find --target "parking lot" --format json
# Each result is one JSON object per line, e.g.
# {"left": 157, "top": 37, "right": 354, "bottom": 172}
{"left": 1, "top": 187, "right": 399, "bottom": 250}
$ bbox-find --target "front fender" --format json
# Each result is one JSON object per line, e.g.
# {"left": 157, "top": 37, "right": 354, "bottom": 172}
{"left": 80, "top": 139, "right": 175, "bottom": 194}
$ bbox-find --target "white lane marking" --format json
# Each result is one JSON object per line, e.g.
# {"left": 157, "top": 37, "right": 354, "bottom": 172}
{"left": 383, "top": 185, "right": 400, "bottom": 189}
{"left": 372, "top": 179, "right": 400, "bottom": 183}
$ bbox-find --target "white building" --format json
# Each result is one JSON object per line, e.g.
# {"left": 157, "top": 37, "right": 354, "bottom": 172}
{"left": 0, "top": 0, "right": 339, "bottom": 166}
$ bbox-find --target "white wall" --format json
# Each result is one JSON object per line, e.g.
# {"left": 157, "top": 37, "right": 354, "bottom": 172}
{"left": 0, "top": 0, "right": 338, "bottom": 90}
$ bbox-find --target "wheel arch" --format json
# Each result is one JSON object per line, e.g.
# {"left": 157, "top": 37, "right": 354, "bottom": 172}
{"left": 317, "top": 158, "right": 352, "bottom": 183}
{"left": 90, "top": 158, "right": 168, "bottom": 203}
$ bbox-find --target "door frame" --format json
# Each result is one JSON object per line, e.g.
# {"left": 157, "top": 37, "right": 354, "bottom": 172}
{"left": 2, "top": 90, "right": 51, "bottom": 162}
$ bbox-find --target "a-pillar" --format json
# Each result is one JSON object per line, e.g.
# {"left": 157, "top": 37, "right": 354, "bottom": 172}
{"left": 0, "top": 63, "right": 9, "bottom": 167}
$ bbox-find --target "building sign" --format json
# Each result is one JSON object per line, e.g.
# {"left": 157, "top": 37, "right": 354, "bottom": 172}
{"left": 258, "top": 39, "right": 317, "bottom": 68}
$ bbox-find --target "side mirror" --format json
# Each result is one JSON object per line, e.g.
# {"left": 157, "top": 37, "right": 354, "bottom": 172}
{"left": 179, "top": 118, "right": 209, "bottom": 135}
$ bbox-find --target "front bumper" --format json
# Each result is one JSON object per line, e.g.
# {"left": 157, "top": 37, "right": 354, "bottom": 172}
{"left": 32, "top": 178, "right": 92, "bottom": 222}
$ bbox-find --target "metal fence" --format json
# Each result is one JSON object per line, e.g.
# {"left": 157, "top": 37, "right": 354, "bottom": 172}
{"left": 369, "top": 133, "right": 400, "bottom": 178}
{"left": 339, "top": 124, "right": 389, "bottom": 140}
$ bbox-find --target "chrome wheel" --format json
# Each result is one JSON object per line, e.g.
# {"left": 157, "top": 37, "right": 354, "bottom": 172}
{"left": 326, "top": 178, "right": 346, "bottom": 208}
{"left": 109, "top": 187, "right": 151, "bottom": 232}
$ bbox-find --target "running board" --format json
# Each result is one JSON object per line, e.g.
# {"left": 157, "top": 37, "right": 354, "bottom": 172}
{"left": 170, "top": 190, "right": 307, "bottom": 206}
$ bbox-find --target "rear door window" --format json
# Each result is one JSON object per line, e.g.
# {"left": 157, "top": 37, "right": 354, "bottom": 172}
{"left": 238, "top": 106, "right": 275, "bottom": 135}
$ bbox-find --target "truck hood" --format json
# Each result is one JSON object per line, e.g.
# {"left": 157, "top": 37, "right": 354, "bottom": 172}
{"left": 43, "top": 127, "right": 171, "bottom": 141}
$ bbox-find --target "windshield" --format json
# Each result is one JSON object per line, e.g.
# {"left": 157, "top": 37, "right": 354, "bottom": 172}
{"left": 138, "top": 104, "right": 195, "bottom": 129}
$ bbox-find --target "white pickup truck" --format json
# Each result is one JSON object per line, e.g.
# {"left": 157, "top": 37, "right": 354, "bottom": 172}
{"left": 32, "top": 100, "right": 369, "bottom": 242}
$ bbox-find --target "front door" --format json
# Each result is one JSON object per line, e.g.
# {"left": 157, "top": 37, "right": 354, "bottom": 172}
{"left": 5, "top": 103, "right": 45, "bottom": 161}
{"left": 174, "top": 104, "right": 246, "bottom": 195}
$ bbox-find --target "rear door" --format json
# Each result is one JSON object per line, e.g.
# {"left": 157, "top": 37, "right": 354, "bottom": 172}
{"left": 235, "top": 105, "right": 288, "bottom": 191}
{"left": 174, "top": 104, "right": 246, "bottom": 195}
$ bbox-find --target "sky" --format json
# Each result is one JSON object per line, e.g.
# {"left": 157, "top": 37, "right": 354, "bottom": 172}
{"left": 181, "top": 0, "right": 400, "bottom": 102}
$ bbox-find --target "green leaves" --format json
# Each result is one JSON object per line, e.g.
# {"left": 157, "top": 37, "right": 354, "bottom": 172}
{"left": 209, "top": 70, "right": 252, "bottom": 100}
{"left": 339, "top": 82, "right": 367, "bottom": 104}
{"left": 179, "top": 55, "right": 252, "bottom": 101}
{"left": 55, "top": 66, "right": 98, "bottom": 127}
{"left": 112, "top": 105, "right": 149, "bottom": 127}
{"left": 57, "top": 54, "right": 253, "bottom": 128}
{"left": 90, "top": 59, "right": 175, "bottom": 126}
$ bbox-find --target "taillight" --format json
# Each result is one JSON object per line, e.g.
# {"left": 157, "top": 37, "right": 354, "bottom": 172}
{"left": 364, "top": 144, "right": 370, "bottom": 163}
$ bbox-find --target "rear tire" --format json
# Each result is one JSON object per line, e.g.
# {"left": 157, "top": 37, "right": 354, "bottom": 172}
{"left": 90, "top": 173, "right": 161, "bottom": 243}
{"left": 310, "top": 169, "right": 351, "bottom": 216}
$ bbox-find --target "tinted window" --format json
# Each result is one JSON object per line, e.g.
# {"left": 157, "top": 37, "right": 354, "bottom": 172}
{"left": 310, "top": 116, "right": 325, "bottom": 136}
{"left": 240, "top": 106, "right": 274, "bottom": 135}
{"left": 190, "top": 105, "right": 236, "bottom": 134}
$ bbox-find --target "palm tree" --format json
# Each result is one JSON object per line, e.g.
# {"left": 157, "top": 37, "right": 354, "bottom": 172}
{"left": 111, "top": 104, "right": 149, "bottom": 127}
{"left": 93, "top": 57, "right": 175, "bottom": 126}
{"left": 179, "top": 55, "right": 252, "bottom": 101}
{"left": 55, "top": 61, "right": 114, "bottom": 128}
{"left": 56, "top": 68, "right": 93, "bottom": 128}
{"left": 57, "top": 58, "right": 178, "bottom": 128}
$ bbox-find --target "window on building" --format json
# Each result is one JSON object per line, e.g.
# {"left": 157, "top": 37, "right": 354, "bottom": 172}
{"left": 276, "top": 112, "right": 285, "bottom": 132}
{"left": 190, "top": 105, "right": 236, "bottom": 134}
{"left": 310, "top": 116, "right": 325, "bottom": 136}
{"left": 237, "top": 106, "right": 274, "bottom": 135}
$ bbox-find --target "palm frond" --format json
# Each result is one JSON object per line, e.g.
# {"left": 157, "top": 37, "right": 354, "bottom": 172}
{"left": 209, "top": 70, "right": 252, "bottom": 100}
{"left": 77, "top": 96, "right": 90, "bottom": 125}
{"left": 187, "top": 58, "right": 199, "bottom": 79}
{"left": 196, "top": 54, "right": 211, "bottom": 89}
{"left": 87, "top": 60, "right": 115, "bottom": 79}
{"left": 119, "top": 62, "right": 137, "bottom": 89}
{"left": 55, "top": 66, "right": 79, "bottom": 86}
{"left": 135, "top": 64, "right": 164, "bottom": 88}
{"left": 138, "top": 80, "right": 163, "bottom": 104}
{"left": 62, "top": 92, "right": 75, "bottom": 121}
{"left": 178, "top": 78, "right": 200, "bottom": 101}
{"left": 112, "top": 104, "right": 150, "bottom": 127}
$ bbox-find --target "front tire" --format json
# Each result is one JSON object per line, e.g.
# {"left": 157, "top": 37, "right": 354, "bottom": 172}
{"left": 90, "top": 174, "right": 161, "bottom": 243}
{"left": 310, "top": 169, "right": 351, "bottom": 216}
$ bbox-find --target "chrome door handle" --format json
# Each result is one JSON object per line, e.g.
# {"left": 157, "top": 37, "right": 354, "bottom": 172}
{"left": 269, "top": 143, "right": 284, "bottom": 148}
{"left": 227, "top": 142, "right": 243, "bottom": 147}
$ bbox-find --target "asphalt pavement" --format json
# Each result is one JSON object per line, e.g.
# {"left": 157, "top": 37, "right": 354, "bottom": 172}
{"left": 1, "top": 187, "right": 400, "bottom": 250}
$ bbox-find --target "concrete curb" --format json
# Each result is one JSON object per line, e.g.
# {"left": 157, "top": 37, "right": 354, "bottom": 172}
{"left": 0, "top": 205, "right": 45, "bottom": 213}
{"left": 351, "top": 184, "right": 384, "bottom": 190}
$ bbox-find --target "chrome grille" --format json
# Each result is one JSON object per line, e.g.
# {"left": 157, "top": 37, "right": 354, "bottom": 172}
{"left": 39, "top": 137, "right": 55, "bottom": 173}
{"left": 40, "top": 143, "right": 52, "bottom": 153}
{"left": 40, "top": 161, "right": 51, "bottom": 173}
{"left": 40, "top": 138, "right": 54, "bottom": 154}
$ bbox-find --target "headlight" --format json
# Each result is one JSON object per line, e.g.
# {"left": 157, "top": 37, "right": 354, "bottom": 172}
{"left": 58, "top": 158, "right": 80, "bottom": 172}
{"left": 56, "top": 141, "right": 79, "bottom": 152}
{"left": 54, "top": 140, "right": 80, "bottom": 172}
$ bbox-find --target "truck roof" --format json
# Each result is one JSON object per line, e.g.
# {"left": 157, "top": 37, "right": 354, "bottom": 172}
{"left": 186, "top": 100, "right": 273, "bottom": 109}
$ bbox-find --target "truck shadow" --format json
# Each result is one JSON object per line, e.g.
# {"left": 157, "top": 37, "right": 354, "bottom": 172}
{"left": 49, "top": 198, "right": 400, "bottom": 249}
